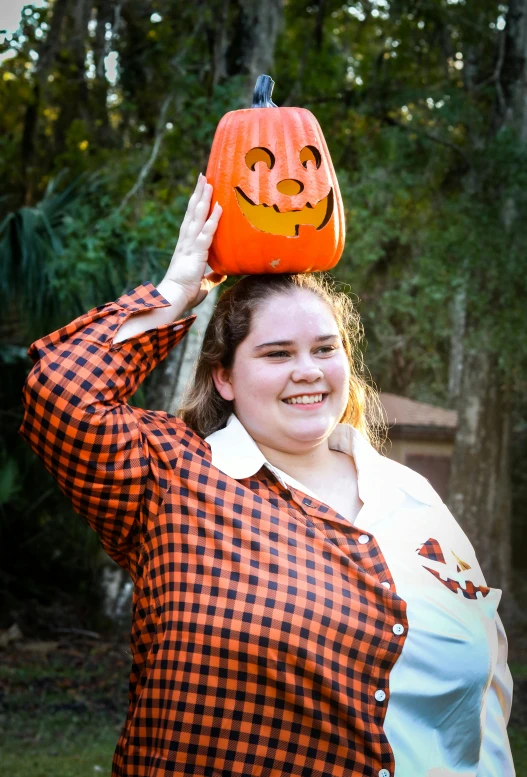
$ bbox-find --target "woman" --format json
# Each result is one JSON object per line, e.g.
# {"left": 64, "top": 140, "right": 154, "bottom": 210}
{"left": 20, "top": 174, "right": 514, "bottom": 777}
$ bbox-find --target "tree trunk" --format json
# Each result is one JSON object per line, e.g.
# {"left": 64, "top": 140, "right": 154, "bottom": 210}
{"left": 447, "top": 284, "right": 466, "bottom": 404}
{"left": 21, "top": 0, "right": 71, "bottom": 204}
{"left": 448, "top": 0, "right": 527, "bottom": 617}
{"left": 448, "top": 349, "right": 513, "bottom": 606}
{"left": 168, "top": 286, "right": 220, "bottom": 415}
{"left": 52, "top": 0, "right": 93, "bottom": 155}
{"left": 148, "top": 0, "right": 284, "bottom": 414}
{"left": 211, "top": 0, "right": 230, "bottom": 88}
{"left": 92, "top": 0, "right": 117, "bottom": 147}
{"left": 234, "top": 0, "right": 284, "bottom": 95}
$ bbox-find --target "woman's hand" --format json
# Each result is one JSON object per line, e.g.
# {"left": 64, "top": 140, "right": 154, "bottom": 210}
{"left": 161, "top": 174, "right": 225, "bottom": 310}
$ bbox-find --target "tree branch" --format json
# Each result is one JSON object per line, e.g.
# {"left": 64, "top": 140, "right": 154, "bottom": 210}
{"left": 473, "top": 28, "right": 506, "bottom": 118}
{"left": 383, "top": 115, "right": 470, "bottom": 162}
{"left": 115, "top": 94, "right": 174, "bottom": 215}
{"left": 114, "top": 13, "right": 207, "bottom": 214}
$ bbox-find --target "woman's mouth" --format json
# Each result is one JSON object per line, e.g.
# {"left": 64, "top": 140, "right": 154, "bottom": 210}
{"left": 282, "top": 393, "right": 327, "bottom": 408}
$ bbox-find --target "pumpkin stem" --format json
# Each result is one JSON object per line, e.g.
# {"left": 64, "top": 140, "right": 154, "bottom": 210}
{"left": 251, "top": 75, "right": 277, "bottom": 108}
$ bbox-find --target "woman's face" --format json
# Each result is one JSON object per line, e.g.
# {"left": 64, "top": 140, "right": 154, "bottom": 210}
{"left": 212, "top": 289, "right": 350, "bottom": 453}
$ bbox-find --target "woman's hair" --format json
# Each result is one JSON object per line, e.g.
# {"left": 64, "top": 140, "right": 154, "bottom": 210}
{"left": 179, "top": 273, "right": 385, "bottom": 447}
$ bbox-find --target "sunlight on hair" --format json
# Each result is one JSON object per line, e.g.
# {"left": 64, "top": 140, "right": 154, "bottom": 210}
{"left": 179, "top": 273, "right": 387, "bottom": 450}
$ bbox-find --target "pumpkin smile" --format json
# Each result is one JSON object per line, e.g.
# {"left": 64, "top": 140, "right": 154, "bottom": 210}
{"left": 235, "top": 186, "right": 334, "bottom": 237}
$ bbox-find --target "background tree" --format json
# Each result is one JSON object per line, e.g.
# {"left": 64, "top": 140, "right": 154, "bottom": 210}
{"left": 1, "top": 0, "right": 525, "bottom": 627}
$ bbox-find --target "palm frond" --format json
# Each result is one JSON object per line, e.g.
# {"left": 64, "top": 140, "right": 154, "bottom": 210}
{"left": 0, "top": 173, "right": 99, "bottom": 334}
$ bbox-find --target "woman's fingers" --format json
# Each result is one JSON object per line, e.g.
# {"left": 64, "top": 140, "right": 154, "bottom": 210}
{"left": 203, "top": 201, "right": 222, "bottom": 232}
{"left": 200, "top": 271, "right": 227, "bottom": 292}
{"left": 183, "top": 184, "right": 213, "bottom": 245}
{"left": 179, "top": 174, "right": 207, "bottom": 237}
{"left": 186, "top": 173, "right": 206, "bottom": 215}
{"left": 194, "top": 203, "right": 222, "bottom": 251}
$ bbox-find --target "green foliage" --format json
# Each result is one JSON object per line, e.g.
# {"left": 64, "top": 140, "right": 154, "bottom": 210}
{"left": 0, "top": 1, "right": 259, "bottom": 620}
{"left": 0, "top": 173, "right": 95, "bottom": 336}
{"left": 0, "top": 428, "right": 105, "bottom": 618}
{"left": 0, "top": 449, "right": 20, "bottom": 505}
{"left": 1, "top": 0, "right": 526, "bottom": 619}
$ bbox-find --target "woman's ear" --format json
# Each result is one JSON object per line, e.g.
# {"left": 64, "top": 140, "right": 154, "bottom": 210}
{"left": 211, "top": 363, "right": 235, "bottom": 402}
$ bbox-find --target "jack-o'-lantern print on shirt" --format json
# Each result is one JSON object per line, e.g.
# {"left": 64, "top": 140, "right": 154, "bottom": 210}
{"left": 417, "top": 537, "right": 491, "bottom": 600}
{"left": 206, "top": 74, "right": 345, "bottom": 276}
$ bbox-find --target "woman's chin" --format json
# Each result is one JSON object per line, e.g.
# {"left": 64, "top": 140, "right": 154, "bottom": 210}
{"left": 281, "top": 413, "right": 335, "bottom": 441}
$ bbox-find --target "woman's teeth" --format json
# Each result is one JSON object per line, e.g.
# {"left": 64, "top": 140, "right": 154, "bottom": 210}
{"left": 283, "top": 393, "right": 324, "bottom": 405}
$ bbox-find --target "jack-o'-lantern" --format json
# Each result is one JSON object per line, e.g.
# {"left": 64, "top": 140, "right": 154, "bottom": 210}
{"left": 206, "top": 74, "right": 345, "bottom": 275}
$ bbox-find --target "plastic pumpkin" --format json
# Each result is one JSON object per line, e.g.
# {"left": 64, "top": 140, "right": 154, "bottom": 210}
{"left": 206, "top": 74, "right": 345, "bottom": 275}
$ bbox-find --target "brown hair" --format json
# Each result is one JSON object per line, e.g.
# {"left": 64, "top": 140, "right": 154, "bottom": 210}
{"left": 179, "top": 273, "right": 385, "bottom": 447}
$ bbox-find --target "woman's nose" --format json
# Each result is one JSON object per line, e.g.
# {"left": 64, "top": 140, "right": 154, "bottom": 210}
{"left": 291, "top": 360, "right": 323, "bottom": 382}
{"left": 276, "top": 179, "right": 304, "bottom": 195}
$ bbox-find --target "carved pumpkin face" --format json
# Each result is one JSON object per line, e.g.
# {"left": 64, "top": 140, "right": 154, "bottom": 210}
{"left": 205, "top": 75, "right": 345, "bottom": 275}
{"left": 417, "top": 538, "right": 491, "bottom": 600}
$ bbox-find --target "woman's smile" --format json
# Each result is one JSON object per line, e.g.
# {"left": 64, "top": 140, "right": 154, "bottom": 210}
{"left": 282, "top": 392, "right": 329, "bottom": 408}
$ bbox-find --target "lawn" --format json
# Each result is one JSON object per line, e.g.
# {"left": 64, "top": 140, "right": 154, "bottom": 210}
{"left": 1, "top": 634, "right": 526, "bottom": 775}
{"left": 1, "top": 637, "right": 128, "bottom": 777}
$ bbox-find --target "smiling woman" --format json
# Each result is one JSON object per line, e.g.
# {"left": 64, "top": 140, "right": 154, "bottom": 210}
{"left": 179, "top": 272, "right": 379, "bottom": 445}
{"left": 19, "top": 174, "right": 515, "bottom": 777}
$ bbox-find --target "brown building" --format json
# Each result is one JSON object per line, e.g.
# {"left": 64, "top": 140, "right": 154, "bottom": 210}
{"left": 380, "top": 393, "right": 458, "bottom": 502}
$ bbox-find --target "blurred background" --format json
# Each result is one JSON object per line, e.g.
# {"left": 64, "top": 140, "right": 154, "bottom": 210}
{"left": 1, "top": 0, "right": 526, "bottom": 774}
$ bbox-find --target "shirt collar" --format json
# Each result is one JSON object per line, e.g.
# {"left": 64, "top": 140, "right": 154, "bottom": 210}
{"left": 204, "top": 413, "right": 307, "bottom": 495}
{"left": 206, "top": 413, "right": 278, "bottom": 482}
{"left": 205, "top": 413, "right": 438, "bottom": 507}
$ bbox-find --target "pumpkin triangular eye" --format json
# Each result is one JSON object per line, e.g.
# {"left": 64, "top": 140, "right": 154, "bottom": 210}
{"left": 245, "top": 147, "right": 275, "bottom": 170}
{"left": 417, "top": 538, "right": 446, "bottom": 563}
{"left": 300, "top": 145, "right": 321, "bottom": 169}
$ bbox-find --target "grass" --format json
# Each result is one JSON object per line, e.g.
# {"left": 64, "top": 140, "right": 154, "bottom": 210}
{"left": 510, "top": 662, "right": 527, "bottom": 680}
{"left": 510, "top": 726, "right": 527, "bottom": 772}
{"left": 1, "top": 638, "right": 526, "bottom": 775}
{"left": 3, "top": 714, "right": 119, "bottom": 777}
{"left": 1, "top": 638, "right": 128, "bottom": 777}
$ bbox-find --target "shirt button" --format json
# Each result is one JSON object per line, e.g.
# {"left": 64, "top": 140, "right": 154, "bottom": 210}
{"left": 378, "top": 770, "right": 391, "bottom": 777}
{"left": 374, "top": 689, "right": 386, "bottom": 702}
{"left": 392, "top": 623, "right": 405, "bottom": 635}
{"left": 381, "top": 581, "right": 391, "bottom": 589}
{"left": 358, "top": 534, "right": 370, "bottom": 544}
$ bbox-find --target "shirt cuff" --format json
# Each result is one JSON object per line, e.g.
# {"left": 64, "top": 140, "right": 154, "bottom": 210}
{"left": 109, "top": 282, "right": 197, "bottom": 360}
{"left": 115, "top": 281, "right": 182, "bottom": 313}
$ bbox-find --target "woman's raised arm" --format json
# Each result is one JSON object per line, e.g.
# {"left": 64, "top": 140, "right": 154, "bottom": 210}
{"left": 18, "top": 176, "right": 223, "bottom": 572}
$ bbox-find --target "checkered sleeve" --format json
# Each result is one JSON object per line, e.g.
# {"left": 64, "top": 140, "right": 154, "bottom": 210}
{"left": 19, "top": 282, "right": 196, "bottom": 569}
{"left": 477, "top": 611, "right": 515, "bottom": 776}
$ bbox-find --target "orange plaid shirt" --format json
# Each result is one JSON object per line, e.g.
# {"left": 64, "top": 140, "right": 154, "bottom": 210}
{"left": 18, "top": 282, "right": 502, "bottom": 777}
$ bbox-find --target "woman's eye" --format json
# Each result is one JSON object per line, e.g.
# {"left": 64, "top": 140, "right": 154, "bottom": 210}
{"left": 264, "top": 346, "right": 335, "bottom": 358}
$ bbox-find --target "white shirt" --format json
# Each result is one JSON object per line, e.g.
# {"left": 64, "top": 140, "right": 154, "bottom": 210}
{"left": 206, "top": 413, "right": 515, "bottom": 777}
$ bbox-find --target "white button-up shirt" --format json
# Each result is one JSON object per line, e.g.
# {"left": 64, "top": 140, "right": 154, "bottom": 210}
{"left": 206, "top": 413, "right": 515, "bottom": 777}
